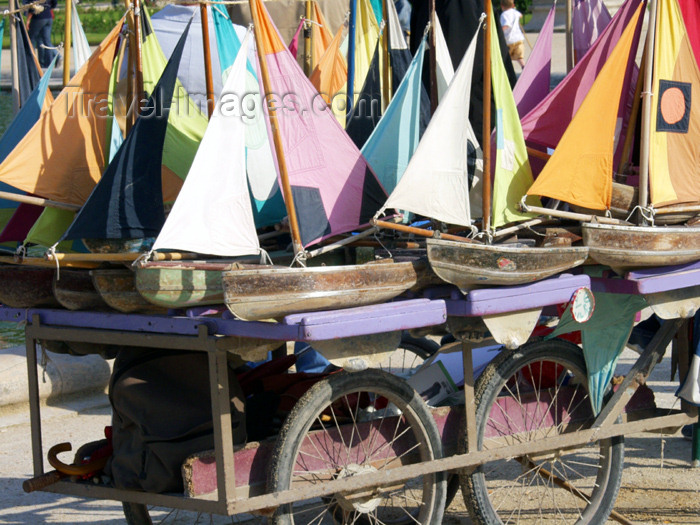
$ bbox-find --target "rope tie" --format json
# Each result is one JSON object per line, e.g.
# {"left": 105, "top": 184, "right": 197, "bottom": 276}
{"left": 291, "top": 250, "right": 307, "bottom": 268}
{"left": 259, "top": 248, "right": 273, "bottom": 266}
{"left": 132, "top": 250, "right": 152, "bottom": 267}
{"left": 46, "top": 244, "right": 60, "bottom": 281}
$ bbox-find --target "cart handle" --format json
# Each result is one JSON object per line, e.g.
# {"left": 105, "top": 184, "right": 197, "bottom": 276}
{"left": 47, "top": 442, "right": 109, "bottom": 476}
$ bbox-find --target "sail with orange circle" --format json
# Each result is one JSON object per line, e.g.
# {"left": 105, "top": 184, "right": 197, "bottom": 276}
{"left": 648, "top": 0, "right": 700, "bottom": 207}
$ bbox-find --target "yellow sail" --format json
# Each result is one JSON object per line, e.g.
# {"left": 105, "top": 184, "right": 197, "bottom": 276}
{"left": 353, "top": 0, "right": 382, "bottom": 105}
{"left": 649, "top": 0, "right": 700, "bottom": 207}
{"left": 0, "top": 23, "right": 122, "bottom": 206}
{"left": 527, "top": 4, "right": 642, "bottom": 210}
{"left": 311, "top": 24, "right": 348, "bottom": 126}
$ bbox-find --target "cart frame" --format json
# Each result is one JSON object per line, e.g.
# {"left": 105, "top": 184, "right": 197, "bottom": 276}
{"left": 6, "top": 264, "right": 699, "bottom": 519}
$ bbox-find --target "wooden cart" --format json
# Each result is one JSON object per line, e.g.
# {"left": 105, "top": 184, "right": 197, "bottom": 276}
{"left": 4, "top": 264, "right": 699, "bottom": 524}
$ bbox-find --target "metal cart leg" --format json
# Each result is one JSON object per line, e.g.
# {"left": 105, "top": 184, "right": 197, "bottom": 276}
{"left": 26, "top": 316, "right": 44, "bottom": 478}
{"left": 693, "top": 422, "right": 700, "bottom": 467}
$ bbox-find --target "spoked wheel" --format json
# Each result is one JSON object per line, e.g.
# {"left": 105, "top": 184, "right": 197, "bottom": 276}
{"left": 267, "top": 369, "right": 446, "bottom": 525}
{"left": 461, "top": 339, "right": 625, "bottom": 525}
{"left": 376, "top": 333, "right": 439, "bottom": 378}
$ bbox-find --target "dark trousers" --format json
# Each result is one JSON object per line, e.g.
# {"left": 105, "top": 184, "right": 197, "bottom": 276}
{"left": 28, "top": 17, "right": 56, "bottom": 68}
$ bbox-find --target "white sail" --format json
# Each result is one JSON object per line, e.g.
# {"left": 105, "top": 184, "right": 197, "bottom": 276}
{"left": 386, "top": 0, "right": 408, "bottom": 52}
{"left": 379, "top": 23, "right": 482, "bottom": 227}
{"left": 434, "top": 16, "right": 455, "bottom": 102}
{"left": 71, "top": 2, "right": 92, "bottom": 71}
{"left": 152, "top": 32, "right": 260, "bottom": 257}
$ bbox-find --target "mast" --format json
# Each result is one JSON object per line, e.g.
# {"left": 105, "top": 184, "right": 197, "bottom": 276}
{"left": 565, "top": 0, "right": 573, "bottom": 72}
{"left": 382, "top": 0, "right": 390, "bottom": 109}
{"left": 124, "top": 0, "right": 135, "bottom": 132}
{"left": 638, "top": 0, "right": 657, "bottom": 214}
{"left": 9, "top": 0, "right": 20, "bottom": 112}
{"left": 249, "top": 0, "right": 304, "bottom": 256}
{"left": 482, "top": 0, "right": 492, "bottom": 234}
{"left": 303, "top": 0, "right": 312, "bottom": 76}
{"left": 347, "top": 0, "right": 356, "bottom": 114}
{"left": 63, "top": 0, "right": 72, "bottom": 85}
{"left": 428, "top": 0, "right": 437, "bottom": 114}
{"left": 133, "top": 0, "right": 144, "bottom": 114}
{"left": 200, "top": 2, "right": 215, "bottom": 118}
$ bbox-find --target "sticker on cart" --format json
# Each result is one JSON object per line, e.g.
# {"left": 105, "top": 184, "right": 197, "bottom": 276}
{"left": 571, "top": 287, "right": 595, "bottom": 323}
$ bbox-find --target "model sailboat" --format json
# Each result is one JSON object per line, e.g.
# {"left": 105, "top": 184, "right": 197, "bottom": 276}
{"left": 374, "top": 10, "right": 588, "bottom": 292}
{"left": 527, "top": 0, "right": 700, "bottom": 272}
{"left": 217, "top": 0, "right": 424, "bottom": 321}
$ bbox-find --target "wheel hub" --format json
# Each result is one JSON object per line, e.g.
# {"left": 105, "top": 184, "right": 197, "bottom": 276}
{"left": 334, "top": 464, "right": 382, "bottom": 513}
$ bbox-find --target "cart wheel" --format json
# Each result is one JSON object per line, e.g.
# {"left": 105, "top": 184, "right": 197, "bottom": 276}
{"left": 267, "top": 369, "right": 446, "bottom": 524}
{"left": 377, "top": 333, "right": 439, "bottom": 378}
{"left": 460, "top": 339, "right": 625, "bottom": 524}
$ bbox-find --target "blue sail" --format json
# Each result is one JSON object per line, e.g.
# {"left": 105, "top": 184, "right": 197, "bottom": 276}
{"left": 61, "top": 20, "right": 192, "bottom": 242}
{"left": 361, "top": 36, "right": 427, "bottom": 195}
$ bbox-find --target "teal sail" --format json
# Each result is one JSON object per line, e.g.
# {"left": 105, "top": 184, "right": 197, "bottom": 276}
{"left": 361, "top": 36, "right": 427, "bottom": 195}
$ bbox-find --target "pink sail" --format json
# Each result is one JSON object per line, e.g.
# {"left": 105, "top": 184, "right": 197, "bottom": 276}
{"left": 521, "top": 0, "right": 643, "bottom": 174}
{"left": 288, "top": 19, "right": 304, "bottom": 58}
{"left": 253, "top": 0, "right": 387, "bottom": 248}
{"left": 679, "top": 0, "right": 700, "bottom": 65}
{"left": 513, "top": 2, "right": 554, "bottom": 117}
{"left": 573, "top": 0, "right": 612, "bottom": 63}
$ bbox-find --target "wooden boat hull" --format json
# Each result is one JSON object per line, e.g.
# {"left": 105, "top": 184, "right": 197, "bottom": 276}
{"left": 52, "top": 268, "right": 108, "bottom": 311}
{"left": 426, "top": 238, "right": 589, "bottom": 291}
{"left": 0, "top": 265, "right": 60, "bottom": 308}
{"left": 582, "top": 222, "right": 700, "bottom": 272}
{"left": 222, "top": 261, "right": 420, "bottom": 321}
{"left": 134, "top": 251, "right": 356, "bottom": 310}
{"left": 136, "top": 261, "right": 234, "bottom": 309}
{"left": 91, "top": 268, "right": 168, "bottom": 314}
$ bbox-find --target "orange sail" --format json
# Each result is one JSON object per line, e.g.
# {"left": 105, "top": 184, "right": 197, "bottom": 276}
{"left": 0, "top": 23, "right": 122, "bottom": 206}
{"left": 527, "top": 4, "right": 643, "bottom": 210}
{"left": 649, "top": 0, "right": 700, "bottom": 207}
{"left": 310, "top": 23, "right": 348, "bottom": 126}
{"left": 311, "top": 1, "right": 334, "bottom": 70}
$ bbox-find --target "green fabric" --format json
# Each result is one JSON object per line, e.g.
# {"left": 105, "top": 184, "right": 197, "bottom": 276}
{"left": 141, "top": 8, "right": 208, "bottom": 182}
{"left": 24, "top": 208, "right": 76, "bottom": 248}
{"left": 488, "top": 14, "right": 539, "bottom": 229}
{"left": 549, "top": 292, "right": 647, "bottom": 414}
{"left": 105, "top": 36, "right": 124, "bottom": 165}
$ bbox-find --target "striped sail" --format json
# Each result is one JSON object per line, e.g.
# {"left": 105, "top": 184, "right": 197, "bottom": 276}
{"left": 648, "top": 0, "right": 700, "bottom": 207}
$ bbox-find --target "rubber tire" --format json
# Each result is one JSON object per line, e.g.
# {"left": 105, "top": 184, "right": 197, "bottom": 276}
{"left": 267, "top": 369, "right": 446, "bottom": 525}
{"left": 460, "top": 339, "right": 625, "bottom": 525}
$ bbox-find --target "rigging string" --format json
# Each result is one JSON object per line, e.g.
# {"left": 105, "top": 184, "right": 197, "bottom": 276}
{"left": 259, "top": 248, "right": 273, "bottom": 265}
{"left": 46, "top": 244, "right": 61, "bottom": 281}
{"left": 626, "top": 204, "right": 655, "bottom": 225}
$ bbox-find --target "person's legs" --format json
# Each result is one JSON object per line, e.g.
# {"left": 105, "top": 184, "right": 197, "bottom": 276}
{"left": 27, "top": 19, "right": 43, "bottom": 64}
{"left": 38, "top": 18, "right": 56, "bottom": 68}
